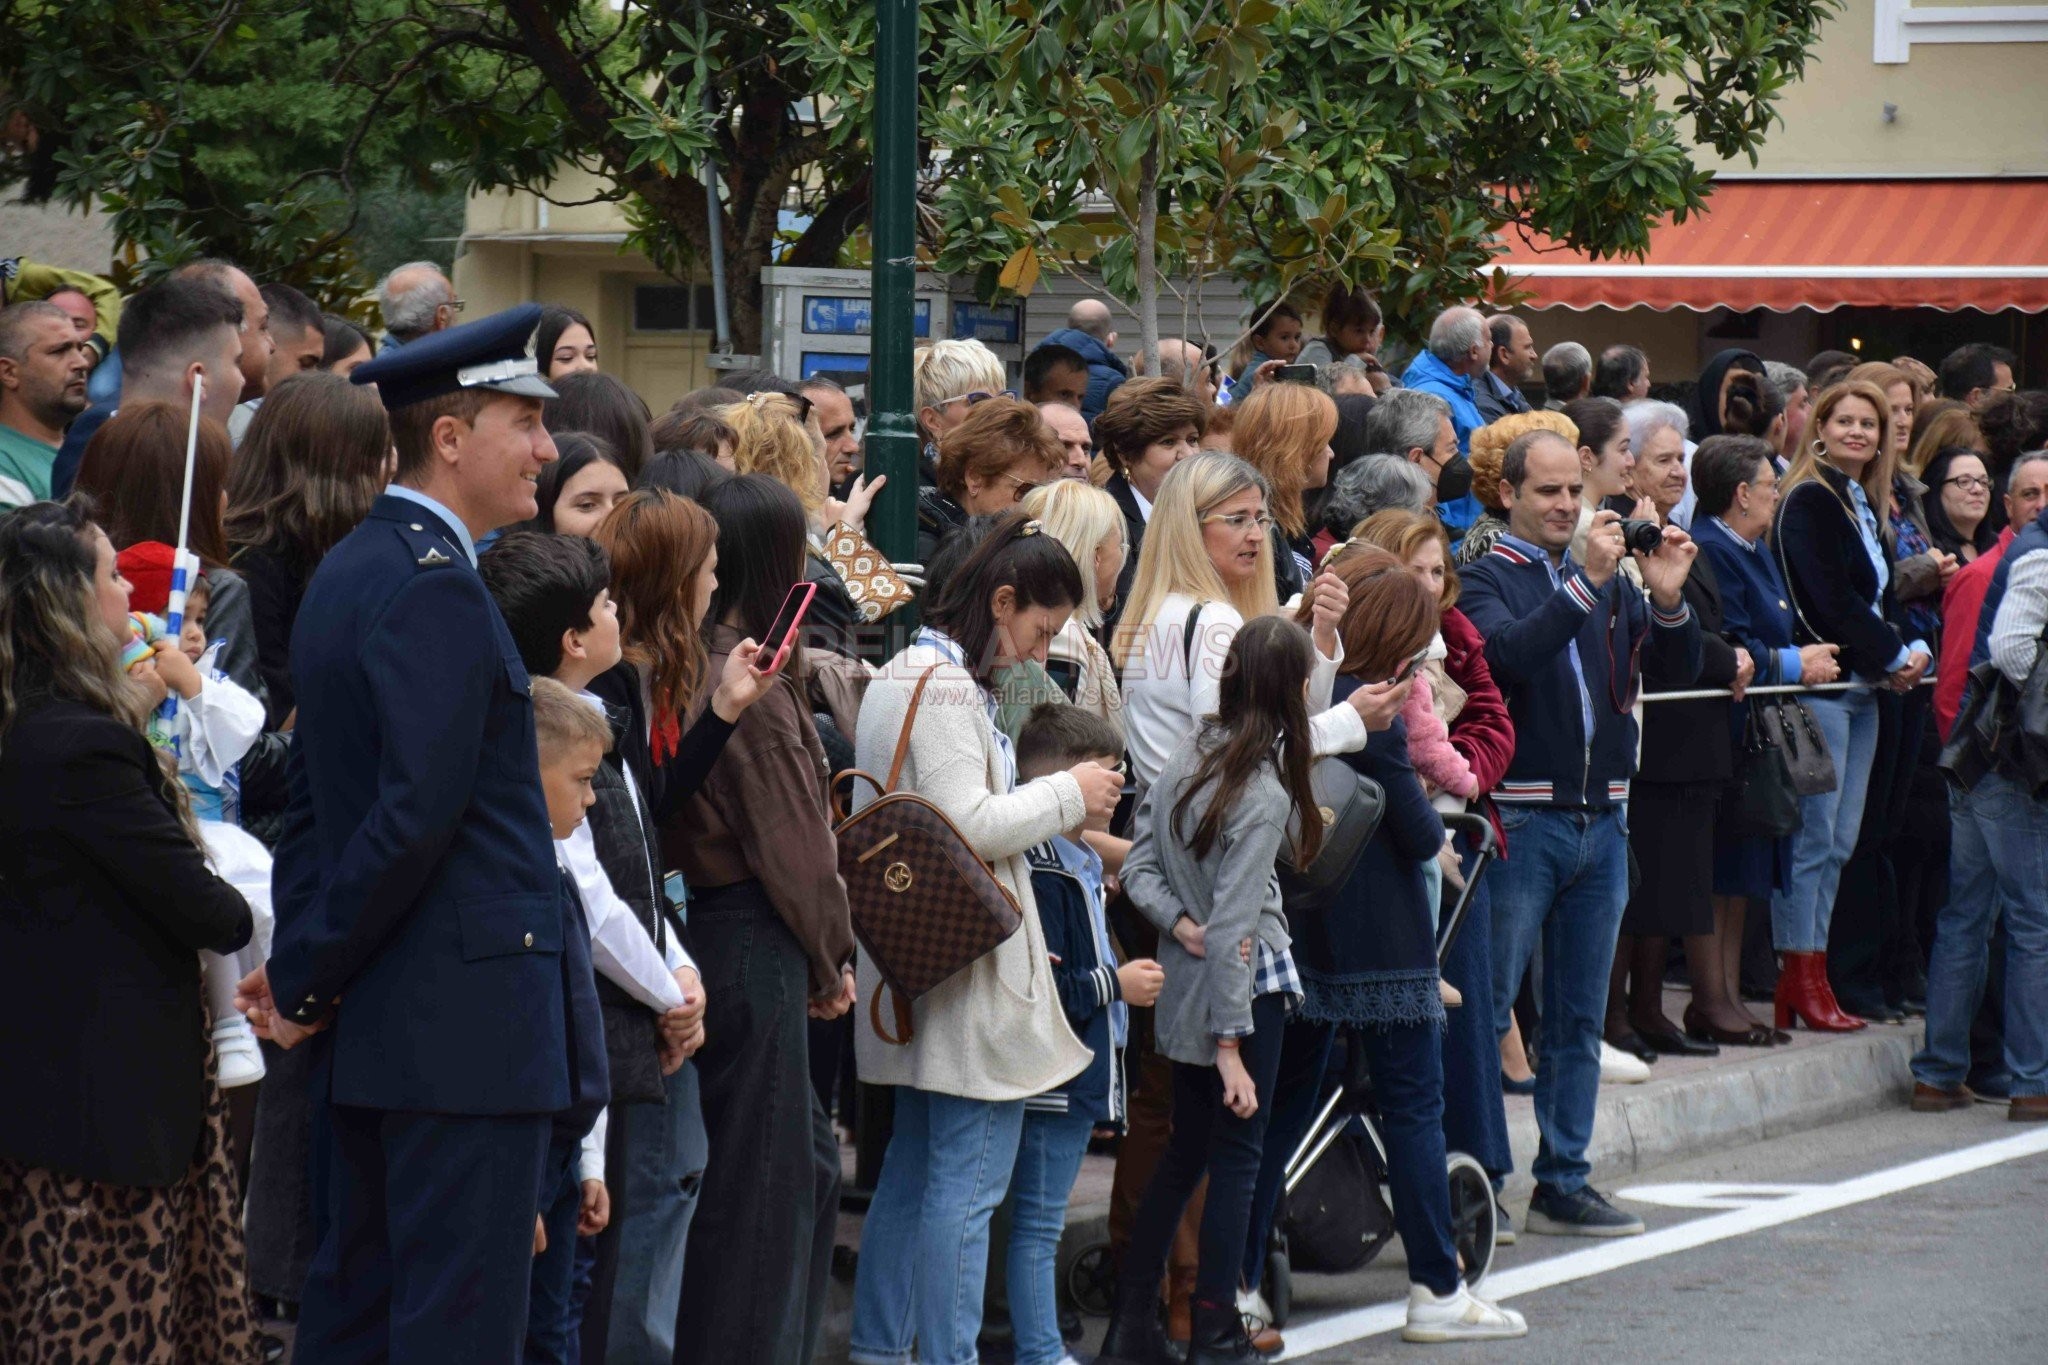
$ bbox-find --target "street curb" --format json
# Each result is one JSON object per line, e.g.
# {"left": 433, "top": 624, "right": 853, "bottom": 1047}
{"left": 1502, "top": 1024, "right": 1922, "bottom": 1198}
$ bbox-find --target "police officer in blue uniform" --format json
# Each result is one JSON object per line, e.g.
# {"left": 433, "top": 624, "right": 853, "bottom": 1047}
{"left": 243, "top": 304, "right": 608, "bottom": 1361}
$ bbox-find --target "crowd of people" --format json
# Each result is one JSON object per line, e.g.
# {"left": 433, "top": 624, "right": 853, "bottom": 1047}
{"left": 0, "top": 250, "right": 2044, "bottom": 1365}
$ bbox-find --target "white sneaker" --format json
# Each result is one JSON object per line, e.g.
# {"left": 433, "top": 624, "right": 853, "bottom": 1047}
{"left": 1235, "top": 1283, "right": 1275, "bottom": 1331}
{"left": 213, "top": 1012, "right": 266, "bottom": 1088}
{"left": 1599, "top": 1040, "right": 1651, "bottom": 1085}
{"left": 1402, "top": 1282, "right": 1528, "bottom": 1342}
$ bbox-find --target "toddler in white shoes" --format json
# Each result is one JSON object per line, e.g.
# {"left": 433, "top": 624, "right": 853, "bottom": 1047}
{"left": 1402, "top": 1281, "right": 1528, "bottom": 1343}
{"left": 120, "top": 561, "right": 273, "bottom": 1089}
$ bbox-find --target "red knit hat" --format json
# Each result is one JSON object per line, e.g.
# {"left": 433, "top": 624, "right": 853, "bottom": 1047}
{"left": 116, "top": 541, "right": 179, "bottom": 615}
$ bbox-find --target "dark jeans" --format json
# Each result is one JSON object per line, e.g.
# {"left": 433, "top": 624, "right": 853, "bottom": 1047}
{"left": 1124, "top": 993, "right": 1287, "bottom": 1306}
{"left": 674, "top": 882, "right": 839, "bottom": 1365}
{"left": 1440, "top": 846, "right": 1513, "bottom": 1181}
{"left": 1829, "top": 689, "right": 1928, "bottom": 1012}
{"left": 1359, "top": 1020, "right": 1461, "bottom": 1297}
{"left": 526, "top": 1139, "right": 583, "bottom": 1364}
{"left": 1237, "top": 1018, "right": 1333, "bottom": 1292}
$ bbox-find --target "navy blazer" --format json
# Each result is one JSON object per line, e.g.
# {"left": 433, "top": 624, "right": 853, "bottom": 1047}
{"left": 268, "top": 494, "right": 579, "bottom": 1115}
{"left": 1774, "top": 466, "right": 1909, "bottom": 679}
{"left": 1693, "top": 516, "right": 1800, "bottom": 685}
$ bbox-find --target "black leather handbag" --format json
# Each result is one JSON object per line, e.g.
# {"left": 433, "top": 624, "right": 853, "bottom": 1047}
{"left": 1720, "top": 700, "right": 1806, "bottom": 840}
{"left": 1278, "top": 757, "right": 1385, "bottom": 920}
{"left": 1765, "top": 695, "right": 1838, "bottom": 797}
{"left": 1940, "top": 627, "right": 2048, "bottom": 797}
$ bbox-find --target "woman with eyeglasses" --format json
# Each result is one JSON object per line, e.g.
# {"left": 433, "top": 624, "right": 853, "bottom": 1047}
{"left": 914, "top": 396, "right": 1067, "bottom": 584}
{"left": 1922, "top": 446, "right": 1999, "bottom": 564}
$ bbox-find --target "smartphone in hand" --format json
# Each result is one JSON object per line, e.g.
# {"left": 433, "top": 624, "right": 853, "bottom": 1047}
{"left": 756, "top": 581, "right": 818, "bottom": 676}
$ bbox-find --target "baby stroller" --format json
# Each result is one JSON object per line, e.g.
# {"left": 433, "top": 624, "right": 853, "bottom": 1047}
{"left": 1260, "top": 811, "right": 1501, "bottom": 1326}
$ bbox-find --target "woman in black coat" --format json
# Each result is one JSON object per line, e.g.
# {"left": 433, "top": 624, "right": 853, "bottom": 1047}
{"left": 0, "top": 499, "right": 256, "bottom": 1358}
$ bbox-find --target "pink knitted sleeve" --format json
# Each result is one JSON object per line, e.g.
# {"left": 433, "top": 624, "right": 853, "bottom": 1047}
{"left": 1402, "top": 675, "right": 1478, "bottom": 799}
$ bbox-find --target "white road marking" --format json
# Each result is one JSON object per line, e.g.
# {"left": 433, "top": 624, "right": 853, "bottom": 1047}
{"left": 1280, "top": 1127, "right": 2048, "bottom": 1359}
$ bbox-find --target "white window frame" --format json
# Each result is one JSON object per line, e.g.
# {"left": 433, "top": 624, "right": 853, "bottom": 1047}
{"left": 1874, "top": 1, "right": 2048, "bottom": 64}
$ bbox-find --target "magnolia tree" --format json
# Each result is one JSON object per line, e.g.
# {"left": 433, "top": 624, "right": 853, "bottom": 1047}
{"left": 1, "top": 0, "right": 1834, "bottom": 353}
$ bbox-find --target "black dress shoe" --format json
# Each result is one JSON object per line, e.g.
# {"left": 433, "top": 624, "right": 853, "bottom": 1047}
{"left": 1605, "top": 1028, "right": 1659, "bottom": 1063}
{"left": 1638, "top": 1022, "right": 1719, "bottom": 1057}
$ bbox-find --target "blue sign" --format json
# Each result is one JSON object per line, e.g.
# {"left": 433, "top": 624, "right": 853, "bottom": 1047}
{"left": 953, "top": 301, "right": 1021, "bottom": 345}
{"left": 803, "top": 296, "right": 930, "bottom": 338}
{"left": 802, "top": 352, "right": 870, "bottom": 380}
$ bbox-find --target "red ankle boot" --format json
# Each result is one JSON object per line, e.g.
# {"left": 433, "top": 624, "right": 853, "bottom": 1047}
{"left": 1774, "top": 952, "right": 1866, "bottom": 1033}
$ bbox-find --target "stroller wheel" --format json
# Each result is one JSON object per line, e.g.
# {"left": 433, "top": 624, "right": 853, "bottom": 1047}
{"left": 1064, "top": 1241, "right": 1116, "bottom": 1316}
{"left": 1263, "top": 1247, "right": 1293, "bottom": 1329}
{"left": 1446, "top": 1153, "right": 1498, "bottom": 1287}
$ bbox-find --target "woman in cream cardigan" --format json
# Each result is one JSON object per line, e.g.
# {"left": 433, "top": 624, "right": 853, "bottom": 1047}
{"left": 847, "top": 512, "right": 1125, "bottom": 1365}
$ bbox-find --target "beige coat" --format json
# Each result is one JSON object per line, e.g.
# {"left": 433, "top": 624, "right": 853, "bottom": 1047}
{"left": 851, "top": 644, "right": 1092, "bottom": 1101}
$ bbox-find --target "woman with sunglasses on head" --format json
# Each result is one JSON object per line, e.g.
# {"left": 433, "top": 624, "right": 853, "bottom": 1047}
{"left": 914, "top": 395, "right": 1068, "bottom": 585}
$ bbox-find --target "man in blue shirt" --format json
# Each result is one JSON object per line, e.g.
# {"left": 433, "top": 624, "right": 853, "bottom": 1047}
{"left": 1400, "top": 306, "right": 1488, "bottom": 454}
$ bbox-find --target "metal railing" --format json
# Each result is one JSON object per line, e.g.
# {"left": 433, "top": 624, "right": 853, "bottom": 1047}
{"left": 1641, "top": 677, "right": 1936, "bottom": 703}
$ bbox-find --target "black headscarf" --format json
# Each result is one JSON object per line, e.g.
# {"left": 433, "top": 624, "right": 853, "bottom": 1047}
{"left": 1687, "top": 349, "right": 1766, "bottom": 441}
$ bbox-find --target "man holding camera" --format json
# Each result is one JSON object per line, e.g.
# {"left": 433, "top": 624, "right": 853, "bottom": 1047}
{"left": 1460, "top": 430, "right": 1702, "bottom": 1237}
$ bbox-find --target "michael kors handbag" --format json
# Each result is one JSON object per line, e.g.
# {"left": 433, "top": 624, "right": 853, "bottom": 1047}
{"left": 831, "top": 665, "right": 1022, "bottom": 1044}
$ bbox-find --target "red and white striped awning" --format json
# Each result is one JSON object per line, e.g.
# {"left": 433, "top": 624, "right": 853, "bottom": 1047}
{"left": 1494, "top": 179, "right": 2048, "bottom": 314}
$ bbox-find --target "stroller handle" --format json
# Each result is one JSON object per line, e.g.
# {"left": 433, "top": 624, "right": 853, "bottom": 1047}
{"left": 1435, "top": 811, "right": 1498, "bottom": 964}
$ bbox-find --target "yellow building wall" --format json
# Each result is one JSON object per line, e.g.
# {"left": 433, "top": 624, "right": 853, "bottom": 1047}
{"left": 1705, "top": 2, "right": 2048, "bottom": 176}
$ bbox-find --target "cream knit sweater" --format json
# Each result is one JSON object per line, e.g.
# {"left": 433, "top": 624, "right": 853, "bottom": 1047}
{"left": 851, "top": 644, "right": 1093, "bottom": 1101}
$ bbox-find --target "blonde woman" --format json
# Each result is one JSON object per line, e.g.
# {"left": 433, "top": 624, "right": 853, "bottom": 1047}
{"left": 1023, "top": 478, "right": 1128, "bottom": 734}
{"left": 720, "top": 391, "right": 885, "bottom": 656}
{"left": 1114, "top": 452, "right": 1405, "bottom": 795}
{"left": 1230, "top": 381, "right": 1338, "bottom": 603}
{"left": 1771, "top": 381, "right": 1931, "bottom": 1033}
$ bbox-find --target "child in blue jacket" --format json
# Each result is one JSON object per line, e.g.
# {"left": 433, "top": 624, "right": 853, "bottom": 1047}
{"left": 1007, "top": 704, "right": 1162, "bottom": 1365}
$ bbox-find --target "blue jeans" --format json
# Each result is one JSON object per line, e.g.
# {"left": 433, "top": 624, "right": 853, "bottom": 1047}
{"left": 1003, "top": 1109, "right": 1097, "bottom": 1365}
{"left": 1913, "top": 774, "right": 2048, "bottom": 1097}
{"left": 1772, "top": 690, "right": 1879, "bottom": 952}
{"left": 850, "top": 1088, "right": 1026, "bottom": 1365}
{"left": 1441, "top": 847, "right": 1513, "bottom": 1181}
{"left": 1489, "top": 805, "right": 1629, "bottom": 1194}
{"left": 1362, "top": 1021, "right": 1462, "bottom": 1297}
{"left": 600, "top": 1062, "right": 706, "bottom": 1363}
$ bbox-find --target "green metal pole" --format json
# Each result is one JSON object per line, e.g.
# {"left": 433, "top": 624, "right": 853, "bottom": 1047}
{"left": 853, "top": 0, "right": 920, "bottom": 1199}
{"left": 866, "top": 0, "right": 919, "bottom": 568}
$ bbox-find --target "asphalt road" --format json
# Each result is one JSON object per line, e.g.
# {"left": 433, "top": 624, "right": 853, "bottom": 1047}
{"left": 1278, "top": 1103, "right": 2048, "bottom": 1364}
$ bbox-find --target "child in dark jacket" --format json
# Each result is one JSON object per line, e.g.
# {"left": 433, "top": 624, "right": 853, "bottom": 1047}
{"left": 1008, "top": 704, "right": 1162, "bottom": 1365}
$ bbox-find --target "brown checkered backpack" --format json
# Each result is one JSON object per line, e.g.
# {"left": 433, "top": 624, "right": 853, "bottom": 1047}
{"left": 830, "top": 665, "right": 1022, "bottom": 1045}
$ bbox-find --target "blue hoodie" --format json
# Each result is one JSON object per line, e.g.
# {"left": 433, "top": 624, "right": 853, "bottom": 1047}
{"left": 1400, "top": 348, "right": 1485, "bottom": 454}
{"left": 1037, "top": 328, "right": 1129, "bottom": 424}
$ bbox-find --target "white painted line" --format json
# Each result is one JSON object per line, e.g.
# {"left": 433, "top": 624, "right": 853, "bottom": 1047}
{"left": 1280, "top": 1127, "right": 2048, "bottom": 1359}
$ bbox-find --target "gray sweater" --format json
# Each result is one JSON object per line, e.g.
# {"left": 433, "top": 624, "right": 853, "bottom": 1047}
{"left": 1120, "top": 730, "right": 1292, "bottom": 1066}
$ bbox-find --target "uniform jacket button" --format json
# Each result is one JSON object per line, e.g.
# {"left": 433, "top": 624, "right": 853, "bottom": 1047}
{"left": 523, "top": 932, "right": 534, "bottom": 948}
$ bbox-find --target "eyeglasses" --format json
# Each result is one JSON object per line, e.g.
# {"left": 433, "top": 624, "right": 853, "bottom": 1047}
{"left": 1201, "top": 510, "right": 1277, "bottom": 535}
{"left": 1942, "top": 474, "right": 1992, "bottom": 492}
{"left": 442, "top": 298, "right": 467, "bottom": 314}
{"left": 998, "top": 471, "right": 1044, "bottom": 500}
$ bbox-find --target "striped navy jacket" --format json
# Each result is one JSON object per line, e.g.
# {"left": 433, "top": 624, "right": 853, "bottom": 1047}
{"left": 1458, "top": 533, "right": 1703, "bottom": 808}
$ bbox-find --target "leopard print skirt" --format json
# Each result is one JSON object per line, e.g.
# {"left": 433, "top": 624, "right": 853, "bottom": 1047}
{"left": 0, "top": 1053, "right": 257, "bottom": 1363}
